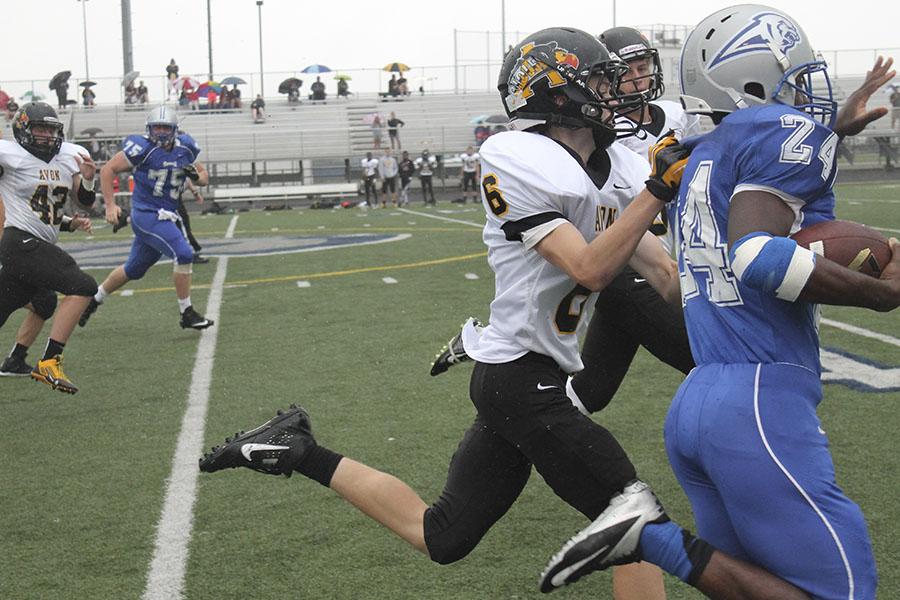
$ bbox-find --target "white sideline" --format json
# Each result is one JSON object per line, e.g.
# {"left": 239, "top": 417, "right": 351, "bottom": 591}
{"left": 398, "top": 207, "right": 483, "bottom": 228}
{"left": 142, "top": 215, "right": 239, "bottom": 600}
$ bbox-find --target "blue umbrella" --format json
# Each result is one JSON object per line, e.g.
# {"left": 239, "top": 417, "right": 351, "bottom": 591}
{"left": 302, "top": 64, "right": 332, "bottom": 74}
{"left": 220, "top": 76, "right": 246, "bottom": 86}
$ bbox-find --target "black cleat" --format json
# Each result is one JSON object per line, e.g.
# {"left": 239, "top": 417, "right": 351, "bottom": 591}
{"left": 430, "top": 317, "right": 482, "bottom": 376}
{"left": 192, "top": 253, "right": 210, "bottom": 264}
{"left": 0, "top": 355, "right": 33, "bottom": 376}
{"left": 199, "top": 404, "right": 316, "bottom": 476}
{"left": 112, "top": 209, "right": 131, "bottom": 233}
{"left": 180, "top": 306, "right": 214, "bottom": 330}
{"left": 539, "top": 480, "right": 668, "bottom": 593}
{"left": 78, "top": 298, "right": 100, "bottom": 327}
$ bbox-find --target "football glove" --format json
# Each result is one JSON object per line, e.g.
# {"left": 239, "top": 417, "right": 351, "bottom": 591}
{"left": 182, "top": 164, "right": 201, "bottom": 182}
{"left": 646, "top": 131, "right": 691, "bottom": 203}
{"left": 112, "top": 208, "right": 130, "bottom": 234}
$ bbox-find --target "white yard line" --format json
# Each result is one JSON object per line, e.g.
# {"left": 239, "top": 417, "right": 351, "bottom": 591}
{"left": 398, "top": 207, "right": 483, "bottom": 228}
{"left": 821, "top": 317, "right": 900, "bottom": 348}
{"left": 142, "top": 214, "right": 239, "bottom": 600}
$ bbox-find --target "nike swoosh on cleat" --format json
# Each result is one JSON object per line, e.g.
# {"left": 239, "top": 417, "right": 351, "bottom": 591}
{"left": 633, "top": 278, "right": 646, "bottom": 284}
{"left": 241, "top": 443, "right": 290, "bottom": 461}
{"left": 550, "top": 545, "right": 610, "bottom": 588}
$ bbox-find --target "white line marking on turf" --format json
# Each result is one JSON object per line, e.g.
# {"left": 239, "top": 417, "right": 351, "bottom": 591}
{"left": 465, "top": 273, "right": 479, "bottom": 280}
{"left": 398, "top": 208, "right": 483, "bottom": 228}
{"left": 142, "top": 214, "right": 238, "bottom": 600}
{"left": 296, "top": 280, "right": 311, "bottom": 288}
{"left": 821, "top": 318, "right": 900, "bottom": 348}
{"left": 120, "top": 289, "right": 134, "bottom": 297}
{"left": 382, "top": 277, "right": 398, "bottom": 284}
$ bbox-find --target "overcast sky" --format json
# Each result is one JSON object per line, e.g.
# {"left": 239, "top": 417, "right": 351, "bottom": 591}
{"left": 2, "top": 0, "right": 897, "bottom": 98}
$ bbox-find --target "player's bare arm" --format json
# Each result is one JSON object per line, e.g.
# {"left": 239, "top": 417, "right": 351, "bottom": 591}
{"left": 728, "top": 190, "right": 899, "bottom": 311}
{"left": 628, "top": 230, "right": 681, "bottom": 305}
{"left": 100, "top": 151, "right": 133, "bottom": 224}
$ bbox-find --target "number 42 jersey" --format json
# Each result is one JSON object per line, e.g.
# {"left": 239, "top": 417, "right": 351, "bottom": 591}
{"left": 675, "top": 104, "right": 839, "bottom": 372}
{"left": 464, "top": 130, "right": 649, "bottom": 374}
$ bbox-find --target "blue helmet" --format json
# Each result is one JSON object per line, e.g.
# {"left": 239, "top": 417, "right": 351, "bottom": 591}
{"left": 145, "top": 105, "right": 179, "bottom": 146}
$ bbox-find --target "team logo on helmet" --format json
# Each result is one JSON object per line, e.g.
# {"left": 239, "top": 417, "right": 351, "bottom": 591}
{"left": 505, "top": 41, "right": 575, "bottom": 111}
{"left": 708, "top": 11, "right": 802, "bottom": 70}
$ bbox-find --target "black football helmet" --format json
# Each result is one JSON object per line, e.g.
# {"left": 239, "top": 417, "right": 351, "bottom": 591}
{"left": 599, "top": 27, "right": 665, "bottom": 101}
{"left": 12, "top": 102, "right": 65, "bottom": 162}
{"left": 498, "top": 27, "right": 645, "bottom": 140}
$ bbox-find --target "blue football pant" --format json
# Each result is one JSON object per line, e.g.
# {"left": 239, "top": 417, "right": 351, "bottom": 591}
{"left": 665, "top": 363, "right": 876, "bottom": 600}
{"left": 124, "top": 208, "right": 194, "bottom": 280}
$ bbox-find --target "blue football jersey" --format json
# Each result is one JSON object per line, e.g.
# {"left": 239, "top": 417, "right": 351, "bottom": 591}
{"left": 675, "top": 105, "right": 839, "bottom": 371}
{"left": 122, "top": 133, "right": 201, "bottom": 211}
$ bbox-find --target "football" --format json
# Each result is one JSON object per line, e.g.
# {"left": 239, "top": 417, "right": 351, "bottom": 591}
{"left": 790, "top": 220, "right": 892, "bottom": 277}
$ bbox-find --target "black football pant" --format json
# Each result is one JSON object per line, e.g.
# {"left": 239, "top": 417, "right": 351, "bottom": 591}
{"left": 176, "top": 199, "right": 202, "bottom": 252}
{"left": 420, "top": 176, "right": 434, "bottom": 204}
{"left": 571, "top": 267, "right": 694, "bottom": 414}
{"left": 422, "top": 353, "right": 636, "bottom": 564}
{"left": 364, "top": 175, "right": 379, "bottom": 205}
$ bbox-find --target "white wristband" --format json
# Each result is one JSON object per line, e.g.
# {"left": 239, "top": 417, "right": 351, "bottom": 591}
{"left": 81, "top": 177, "right": 95, "bottom": 191}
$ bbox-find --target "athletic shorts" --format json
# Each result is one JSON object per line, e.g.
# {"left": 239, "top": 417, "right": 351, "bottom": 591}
{"left": 0, "top": 227, "right": 96, "bottom": 299}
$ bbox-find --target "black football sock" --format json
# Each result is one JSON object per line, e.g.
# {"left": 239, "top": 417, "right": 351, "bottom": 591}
{"left": 11, "top": 343, "right": 28, "bottom": 360}
{"left": 295, "top": 445, "right": 344, "bottom": 487}
{"left": 43, "top": 339, "right": 66, "bottom": 360}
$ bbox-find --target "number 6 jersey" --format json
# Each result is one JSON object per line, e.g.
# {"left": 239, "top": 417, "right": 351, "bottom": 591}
{"left": 464, "top": 130, "right": 650, "bottom": 374}
{"left": 0, "top": 140, "right": 87, "bottom": 244}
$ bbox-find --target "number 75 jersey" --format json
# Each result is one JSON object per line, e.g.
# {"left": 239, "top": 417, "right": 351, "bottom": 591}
{"left": 123, "top": 133, "right": 200, "bottom": 212}
{"left": 674, "top": 104, "right": 838, "bottom": 371}
{"left": 0, "top": 140, "right": 85, "bottom": 244}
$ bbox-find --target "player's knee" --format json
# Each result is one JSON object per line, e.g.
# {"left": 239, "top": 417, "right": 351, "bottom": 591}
{"left": 174, "top": 249, "right": 194, "bottom": 268}
{"left": 70, "top": 272, "right": 98, "bottom": 298}
{"left": 422, "top": 508, "right": 482, "bottom": 565}
{"left": 31, "top": 290, "right": 58, "bottom": 320}
{"left": 124, "top": 262, "right": 149, "bottom": 281}
{"left": 173, "top": 261, "right": 193, "bottom": 274}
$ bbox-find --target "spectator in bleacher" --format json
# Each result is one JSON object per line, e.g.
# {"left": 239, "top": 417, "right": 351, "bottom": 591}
{"left": 231, "top": 86, "right": 242, "bottom": 109}
{"left": 220, "top": 86, "right": 233, "bottom": 110}
{"left": 4, "top": 97, "right": 16, "bottom": 121}
{"left": 378, "top": 148, "right": 399, "bottom": 207}
{"left": 125, "top": 82, "right": 138, "bottom": 105}
{"left": 397, "top": 75, "right": 409, "bottom": 96}
{"left": 891, "top": 86, "right": 900, "bottom": 129}
{"left": 337, "top": 78, "right": 350, "bottom": 98}
{"left": 82, "top": 86, "right": 96, "bottom": 108}
{"left": 361, "top": 151, "right": 380, "bottom": 207}
{"left": 398, "top": 150, "right": 415, "bottom": 206}
{"left": 310, "top": 77, "right": 326, "bottom": 102}
{"left": 206, "top": 87, "right": 218, "bottom": 111}
{"left": 288, "top": 80, "right": 302, "bottom": 104}
{"left": 388, "top": 74, "right": 399, "bottom": 97}
{"left": 251, "top": 94, "right": 266, "bottom": 122}
{"left": 166, "top": 59, "right": 179, "bottom": 84}
{"left": 371, "top": 115, "right": 384, "bottom": 149}
{"left": 55, "top": 80, "right": 69, "bottom": 110}
{"left": 387, "top": 112, "right": 404, "bottom": 150}
{"left": 178, "top": 89, "right": 190, "bottom": 108}
{"left": 414, "top": 149, "right": 437, "bottom": 205}
{"left": 137, "top": 81, "right": 149, "bottom": 105}
{"left": 187, "top": 86, "right": 200, "bottom": 111}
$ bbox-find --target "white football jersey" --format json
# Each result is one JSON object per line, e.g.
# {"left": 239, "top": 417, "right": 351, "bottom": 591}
{"left": 614, "top": 100, "right": 701, "bottom": 252}
{"left": 463, "top": 130, "right": 649, "bottom": 374}
{"left": 459, "top": 152, "right": 480, "bottom": 173}
{"left": 0, "top": 140, "right": 85, "bottom": 244}
{"left": 361, "top": 157, "right": 380, "bottom": 177}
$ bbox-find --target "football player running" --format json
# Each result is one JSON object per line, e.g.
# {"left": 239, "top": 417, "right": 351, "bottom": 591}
{"left": 78, "top": 106, "right": 214, "bottom": 331}
{"left": 200, "top": 28, "right": 807, "bottom": 600}
{"left": 552, "top": 5, "right": 900, "bottom": 598}
{"left": 0, "top": 102, "right": 98, "bottom": 393}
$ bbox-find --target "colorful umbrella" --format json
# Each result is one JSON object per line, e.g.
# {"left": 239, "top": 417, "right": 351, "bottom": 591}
{"left": 197, "top": 81, "right": 222, "bottom": 95}
{"left": 301, "top": 64, "right": 332, "bottom": 74}
{"left": 0, "top": 90, "right": 9, "bottom": 109}
{"left": 220, "top": 76, "right": 246, "bottom": 86}
{"left": 333, "top": 74, "right": 352, "bottom": 81}
{"left": 383, "top": 63, "right": 410, "bottom": 73}
{"left": 173, "top": 76, "right": 200, "bottom": 91}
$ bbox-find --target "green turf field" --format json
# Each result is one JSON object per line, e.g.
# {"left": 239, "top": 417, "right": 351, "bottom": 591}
{"left": 1, "top": 181, "right": 898, "bottom": 600}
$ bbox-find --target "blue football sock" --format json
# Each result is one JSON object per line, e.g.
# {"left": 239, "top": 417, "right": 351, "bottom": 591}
{"left": 639, "top": 521, "right": 695, "bottom": 582}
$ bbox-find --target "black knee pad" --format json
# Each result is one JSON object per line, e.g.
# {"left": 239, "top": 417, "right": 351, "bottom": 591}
{"left": 69, "top": 271, "right": 98, "bottom": 298}
{"left": 31, "top": 289, "right": 58, "bottom": 320}
{"left": 423, "top": 506, "right": 480, "bottom": 565}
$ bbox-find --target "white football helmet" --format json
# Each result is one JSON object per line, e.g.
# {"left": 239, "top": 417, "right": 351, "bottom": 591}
{"left": 679, "top": 4, "right": 836, "bottom": 126}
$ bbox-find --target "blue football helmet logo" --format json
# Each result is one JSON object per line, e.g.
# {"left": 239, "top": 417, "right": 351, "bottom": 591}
{"left": 708, "top": 12, "right": 802, "bottom": 70}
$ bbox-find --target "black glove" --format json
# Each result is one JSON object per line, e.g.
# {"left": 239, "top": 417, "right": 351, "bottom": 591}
{"left": 645, "top": 131, "right": 691, "bottom": 203}
{"left": 112, "top": 208, "right": 130, "bottom": 234}
{"left": 182, "top": 164, "right": 200, "bottom": 182}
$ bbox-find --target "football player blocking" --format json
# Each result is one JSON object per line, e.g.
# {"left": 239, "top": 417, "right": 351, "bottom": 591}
{"left": 0, "top": 102, "right": 99, "bottom": 394}
{"left": 201, "top": 27, "right": 807, "bottom": 599}
{"left": 78, "top": 106, "right": 213, "bottom": 331}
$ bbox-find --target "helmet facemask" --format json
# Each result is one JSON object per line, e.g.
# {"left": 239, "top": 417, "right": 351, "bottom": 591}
{"left": 773, "top": 56, "right": 836, "bottom": 127}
